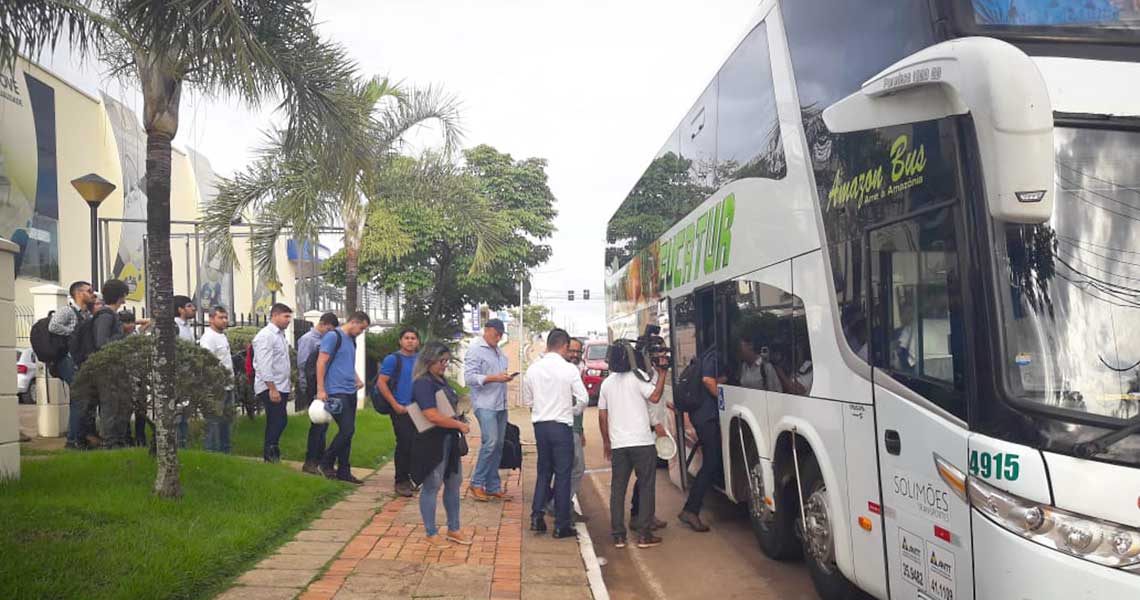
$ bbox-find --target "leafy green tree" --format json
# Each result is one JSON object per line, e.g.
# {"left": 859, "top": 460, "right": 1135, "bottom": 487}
{"left": 202, "top": 76, "right": 463, "bottom": 313}
{"left": 605, "top": 152, "right": 711, "bottom": 269}
{"left": 333, "top": 145, "right": 556, "bottom": 337}
{"left": 1, "top": 0, "right": 360, "bottom": 498}
{"left": 511, "top": 304, "right": 555, "bottom": 334}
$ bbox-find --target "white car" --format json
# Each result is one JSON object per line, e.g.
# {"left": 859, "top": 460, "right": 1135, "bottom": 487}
{"left": 16, "top": 348, "right": 37, "bottom": 404}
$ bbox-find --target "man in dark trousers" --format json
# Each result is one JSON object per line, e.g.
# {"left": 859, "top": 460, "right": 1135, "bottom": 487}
{"left": 299, "top": 312, "right": 339, "bottom": 474}
{"left": 253, "top": 303, "right": 294, "bottom": 462}
{"left": 679, "top": 342, "right": 724, "bottom": 532}
{"left": 316, "top": 311, "right": 370, "bottom": 484}
{"left": 524, "top": 329, "right": 588, "bottom": 538}
{"left": 378, "top": 327, "right": 420, "bottom": 497}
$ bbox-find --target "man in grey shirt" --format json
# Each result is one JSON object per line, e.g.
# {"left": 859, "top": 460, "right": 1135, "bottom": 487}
{"left": 51, "top": 280, "right": 93, "bottom": 449}
{"left": 253, "top": 303, "right": 294, "bottom": 462}
{"left": 298, "top": 312, "right": 338, "bottom": 474}
{"left": 74, "top": 279, "right": 130, "bottom": 448}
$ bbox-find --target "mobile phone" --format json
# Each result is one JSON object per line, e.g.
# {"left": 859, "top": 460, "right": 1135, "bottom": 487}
{"left": 509, "top": 372, "right": 520, "bottom": 378}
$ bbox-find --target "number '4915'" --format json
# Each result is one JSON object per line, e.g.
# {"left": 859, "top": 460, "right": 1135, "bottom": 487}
{"left": 969, "top": 450, "right": 1019, "bottom": 481}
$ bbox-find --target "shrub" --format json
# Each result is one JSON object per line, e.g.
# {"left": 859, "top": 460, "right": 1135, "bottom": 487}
{"left": 73, "top": 336, "right": 229, "bottom": 446}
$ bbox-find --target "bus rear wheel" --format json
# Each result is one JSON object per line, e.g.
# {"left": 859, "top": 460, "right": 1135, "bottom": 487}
{"left": 798, "top": 457, "right": 870, "bottom": 600}
{"left": 748, "top": 462, "right": 800, "bottom": 560}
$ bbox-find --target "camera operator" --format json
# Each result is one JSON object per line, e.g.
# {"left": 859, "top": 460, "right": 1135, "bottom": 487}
{"left": 599, "top": 341, "right": 668, "bottom": 549}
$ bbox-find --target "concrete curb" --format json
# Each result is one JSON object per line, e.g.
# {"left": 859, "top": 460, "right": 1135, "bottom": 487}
{"left": 573, "top": 496, "right": 610, "bottom": 600}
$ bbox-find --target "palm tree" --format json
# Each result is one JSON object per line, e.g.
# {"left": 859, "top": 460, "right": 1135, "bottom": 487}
{"left": 1, "top": 0, "right": 363, "bottom": 498}
{"left": 202, "top": 76, "right": 463, "bottom": 314}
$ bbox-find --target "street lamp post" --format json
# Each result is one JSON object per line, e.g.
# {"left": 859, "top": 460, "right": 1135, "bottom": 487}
{"left": 70, "top": 174, "right": 116, "bottom": 291}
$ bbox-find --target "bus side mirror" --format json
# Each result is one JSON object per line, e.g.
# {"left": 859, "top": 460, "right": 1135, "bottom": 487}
{"left": 823, "top": 37, "right": 1054, "bottom": 224}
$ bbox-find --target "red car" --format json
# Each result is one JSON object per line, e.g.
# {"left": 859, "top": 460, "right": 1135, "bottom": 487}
{"left": 581, "top": 342, "right": 609, "bottom": 405}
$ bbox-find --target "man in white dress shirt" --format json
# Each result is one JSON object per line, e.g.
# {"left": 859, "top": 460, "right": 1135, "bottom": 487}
{"left": 523, "top": 328, "right": 588, "bottom": 538}
{"left": 199, "top": 306, "right": 234, "bottom": 453}
{"left": 253, "top": 303, "right": 294, "bottom": 462}
{"left": 173, "top": 295, "right": 196, "bottom": 341}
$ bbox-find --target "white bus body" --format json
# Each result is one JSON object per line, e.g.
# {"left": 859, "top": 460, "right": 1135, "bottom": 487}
{"left": 604, "top": 2, "right": 1140, "bottom": 599}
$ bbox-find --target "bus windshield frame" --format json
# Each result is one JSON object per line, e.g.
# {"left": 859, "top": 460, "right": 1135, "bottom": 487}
{"left": 944, "top": 0, "right": 1140, "bottom": 47}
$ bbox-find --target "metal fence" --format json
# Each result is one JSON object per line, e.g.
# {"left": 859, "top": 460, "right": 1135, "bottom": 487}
{"left": 15, "top": 304, "right": 33, "bottom": 346}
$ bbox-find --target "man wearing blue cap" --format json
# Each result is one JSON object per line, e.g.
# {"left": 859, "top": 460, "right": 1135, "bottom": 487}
{"left": 465, "top": 318, "right": 516, "bottom": 501}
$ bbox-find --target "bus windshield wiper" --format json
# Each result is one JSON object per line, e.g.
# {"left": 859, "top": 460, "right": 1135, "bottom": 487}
{"left": 1073, "top": 414, "right": 1140, "bottom": 458}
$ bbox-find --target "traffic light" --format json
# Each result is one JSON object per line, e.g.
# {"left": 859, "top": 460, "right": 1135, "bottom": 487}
{"left": 568, "top": 290, "right": 575, "bottom": 301}
{"left": 583, "top": 289, "right": 590, "bottom": 300}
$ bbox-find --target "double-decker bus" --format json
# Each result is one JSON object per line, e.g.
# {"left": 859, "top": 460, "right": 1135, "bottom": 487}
{"left": 603, "top": 1, "right": 1140, "bottom": 598}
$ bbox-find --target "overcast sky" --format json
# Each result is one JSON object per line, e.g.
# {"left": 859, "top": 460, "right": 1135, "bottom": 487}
{"left": 43, "top": 0, "right": 761, "bottom": 333}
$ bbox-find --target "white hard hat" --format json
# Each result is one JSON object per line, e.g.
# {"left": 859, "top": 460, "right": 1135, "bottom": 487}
{"left": 655, "top": 430, "right": 677, "bottom": 461}
{"left": 308, "top": 399, "right": 332, "bottom": 424}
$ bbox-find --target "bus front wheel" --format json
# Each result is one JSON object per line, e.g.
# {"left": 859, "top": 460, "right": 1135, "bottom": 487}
{"left": 798, "top": 457, "right": 871, "bottom": 600}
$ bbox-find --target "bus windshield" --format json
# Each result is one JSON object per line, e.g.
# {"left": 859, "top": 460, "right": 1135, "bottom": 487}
{"left": 994, "top": 126, "right": 1140, "bottom": 421}
{"left": 970, "top": 0, "right": 1140, "bottom": 31}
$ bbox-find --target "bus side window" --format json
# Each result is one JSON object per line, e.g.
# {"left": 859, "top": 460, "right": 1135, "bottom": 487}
{"left": 720, "top": 275, "right": 813, "bottom": 396}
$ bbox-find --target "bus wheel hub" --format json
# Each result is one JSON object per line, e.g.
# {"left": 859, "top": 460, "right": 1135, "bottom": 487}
{"left": 804, "top": 489, "right": 835, "bottom": 570}
{"left": 749, "top": 464, "right": 772, "bottom": 522}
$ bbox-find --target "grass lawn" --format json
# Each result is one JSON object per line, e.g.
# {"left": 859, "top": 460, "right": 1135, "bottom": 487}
{"left": 0, "top": 449, "right": 349, "bottom": 600}
{"left": 231, "top": 407, "right": 396, "bottom": 468}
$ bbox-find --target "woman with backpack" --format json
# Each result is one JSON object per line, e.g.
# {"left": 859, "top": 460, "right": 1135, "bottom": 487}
{"left": 410, "top": 342, "right": 472, "bottom": 548}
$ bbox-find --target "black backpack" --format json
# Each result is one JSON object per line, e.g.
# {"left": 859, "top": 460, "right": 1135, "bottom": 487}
{"left": 370, "top": 353, "right": 403, "bottom": 415}
{"left": 29, "top": 310, "right": 71, "bottom": 369}
{"left": 305, "top": 330, "right": 344, "bottom": 397}
{"left": 672, "top": 357, "right": 708, "bottom": 413}
{"left": 69, "top": 308, "right": 114, "bottom": 366}
{"left": 499, "top": 421, "right": 522, "bottom": 470}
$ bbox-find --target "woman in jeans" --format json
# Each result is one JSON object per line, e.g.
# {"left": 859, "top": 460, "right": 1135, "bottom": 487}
{"left": 411, "top": 342, "right": 472, "bottom": 547}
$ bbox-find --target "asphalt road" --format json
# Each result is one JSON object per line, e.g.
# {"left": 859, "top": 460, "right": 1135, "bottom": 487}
{"left": 576, "top": 406, "right": 818, "bottom": 600}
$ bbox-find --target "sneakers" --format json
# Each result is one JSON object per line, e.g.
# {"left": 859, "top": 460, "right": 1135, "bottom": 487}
{"left": 395, "top": 481, "right": 415, "bottom": 497}
{"left": 553, "top": 527, "right": 577, "bottom": 539}
{"left": 426, "top": 534, "right": 451, "bottom": 548}
{"left": 469, "top": 486, "right": 491, "bottom": 502}
{"left": 446, "top": 530, "right": 473, "bottom": 545}
{"left": 678, "top": 511, "right": 710, "bottom": 532}
{"left": 318, "top": 464, "right": 337, "bottom": 480}
{"left": 650, "top": 517, "right": 667, "bottom": 530}
{"left": 302, "top": 461, "right": 321, "bottom": 475}
{"left": 530, "top": 516, "right": 548, "bottom": 533}
{"left": 613, "top": 535, "right": 627, "bottom": 549}
{"left": 636, "top": 534, "right": 663, "bottom": 548}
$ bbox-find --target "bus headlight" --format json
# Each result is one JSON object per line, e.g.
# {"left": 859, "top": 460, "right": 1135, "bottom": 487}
{"left": 968, "top": 477, "right": 1140, "bottom": 569}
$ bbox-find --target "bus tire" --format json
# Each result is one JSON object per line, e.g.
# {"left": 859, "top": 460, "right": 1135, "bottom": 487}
{"left": 749, "top": 461, "right": 801, "bottom": 560}
{"left": 799, "top": 456, "right": 871, "bottom": 600}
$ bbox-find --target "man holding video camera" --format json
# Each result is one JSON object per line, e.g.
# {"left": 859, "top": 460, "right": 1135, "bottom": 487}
{"left": 599, "top": 339, "right": 669, "bottom": 549}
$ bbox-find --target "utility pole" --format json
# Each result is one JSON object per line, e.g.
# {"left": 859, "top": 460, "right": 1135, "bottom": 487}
{"left": 518, "top": 277, "right": 525, "bottom": 407}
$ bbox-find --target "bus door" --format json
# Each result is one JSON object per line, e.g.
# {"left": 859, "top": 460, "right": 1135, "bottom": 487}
{"left": 866, "top": 203, "right": 974, "bottom": 600}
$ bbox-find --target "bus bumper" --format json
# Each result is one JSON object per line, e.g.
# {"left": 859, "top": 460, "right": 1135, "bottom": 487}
{"left": 973, "top": 509, "right": 1140, "bottom": 597}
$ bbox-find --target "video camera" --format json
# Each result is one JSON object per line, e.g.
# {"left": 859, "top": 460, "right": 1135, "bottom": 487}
{"left": 624, "top": 324, "right": 671, "bottom": 372}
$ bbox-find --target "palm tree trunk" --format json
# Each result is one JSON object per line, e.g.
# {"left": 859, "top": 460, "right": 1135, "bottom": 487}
{"left": 426, "top": 247, "right": 451, "bottom": 336}
{"left": 344, "top": 209, "right": 361, "bottom": 314}
{"left": 345, "top": 244, "right": 359, "bottom": 314}
{"left": 141, "top": 64, "right": 183, "bottom": 499}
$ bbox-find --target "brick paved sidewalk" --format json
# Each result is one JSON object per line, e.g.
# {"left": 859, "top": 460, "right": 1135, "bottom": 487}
{"left": 217, "top": 406, "right": 598, "bottom": 600}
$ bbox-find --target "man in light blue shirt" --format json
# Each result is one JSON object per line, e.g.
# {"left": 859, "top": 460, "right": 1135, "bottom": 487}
{"left": 316, "top": 311, "right": 369, "bottom": 484}
{"left": 465, "top": 319, "right": 515, "bottom": 501}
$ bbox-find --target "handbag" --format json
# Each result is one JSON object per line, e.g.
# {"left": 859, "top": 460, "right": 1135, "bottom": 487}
{"left": 454, "top": 412, "right": 470, "bottom": 456}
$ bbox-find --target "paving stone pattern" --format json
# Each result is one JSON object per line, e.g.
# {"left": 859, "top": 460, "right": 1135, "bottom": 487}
{"left": 218, "top": 406, "right": 596, "bottom": 600}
